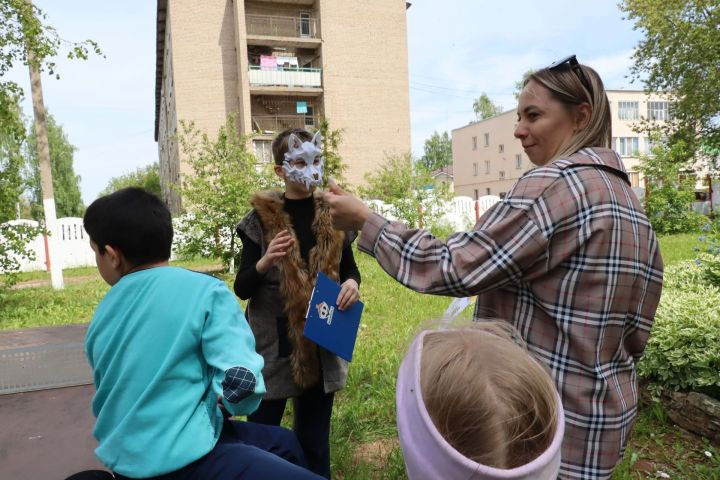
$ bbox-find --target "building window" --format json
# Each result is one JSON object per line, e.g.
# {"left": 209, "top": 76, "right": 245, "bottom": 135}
{"left": 253, "top": 140, "right": 273, "bottom": 163}
{"left": 628, "top": 171, "right": 640, "bottom": 188}
{"left": 645, "top": 136, "right": 666, "bottom": 154}
{"left": 484, "top": 160, "right": 490, "bottom": 174}
{"left": 484, "top": 133, "right": 490, "bottom": 147}
{"left": 474, "top": 189, "right": 479, "bottom": 200}
{"left": 617, "top": 137, "right": 640, "bottom": 157}
{"left": 499, "top": 192, "right": 506, "bottom": 199}
{"left": 300, "top": 12, "right": 311, "bottom": 37}
{"left": 472, "top": 136, "right": 477, "bottom": 150}
{"left": 618, "top": 101, "right": 639, "bottom": 120}
{"left": 473, "top": 162, "right": 478, "bottom": 176}
{"left": 486, "top": 187, "right": 491, "bottom": 195}
{"left": 647, "top": 101, "right": 671, "bottom": 121}
{"left": 515, "top": 154, "right": 522, "bottom": 169}
{"left": 499, "top": 171, "right": 505, "bottom": 180}
{"left": 498, "top": 144, "right": 504, "bottom": 153}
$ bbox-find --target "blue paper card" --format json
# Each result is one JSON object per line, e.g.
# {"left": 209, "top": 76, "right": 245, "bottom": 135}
{"left": 303, "top": 272, "right": 363, "bottom": 362}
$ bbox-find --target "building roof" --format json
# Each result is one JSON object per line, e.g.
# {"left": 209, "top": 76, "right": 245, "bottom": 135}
{"left": 451, "top": 109, "right": 515, "bottom": 133}
{"left": 154, "top": 0, "right": 168, "bottom": 142}
{"left": 431, "top": 165, "right": 453, "bottom": 178}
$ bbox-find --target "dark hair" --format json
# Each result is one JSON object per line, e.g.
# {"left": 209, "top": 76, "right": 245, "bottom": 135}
{"left": 83, "top": 187, "right": 173, "bottom": 266}
{"left": 271, "top": 128, "right": 313, "bottom": 165}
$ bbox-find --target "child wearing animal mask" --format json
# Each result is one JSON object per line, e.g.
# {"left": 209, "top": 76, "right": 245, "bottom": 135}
{"left": 234, "top": 128, "right": 361, "bottom": 478}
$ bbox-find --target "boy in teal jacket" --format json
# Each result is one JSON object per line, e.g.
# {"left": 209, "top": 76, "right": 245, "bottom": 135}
{"left": 76, "top": 187, "right": 321, "bottom": 479}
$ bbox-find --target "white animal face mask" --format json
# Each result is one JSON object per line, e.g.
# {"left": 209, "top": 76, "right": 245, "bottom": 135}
{"left": 282, "top": 131, "right": 324, "bottom": 189}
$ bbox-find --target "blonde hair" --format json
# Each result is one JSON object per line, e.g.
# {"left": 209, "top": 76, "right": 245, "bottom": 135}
{"left": 419, "top": 322, "right": 558, "bottom": 469}
{"left": 525, "top": 63, "right": 612, "bottom": 160}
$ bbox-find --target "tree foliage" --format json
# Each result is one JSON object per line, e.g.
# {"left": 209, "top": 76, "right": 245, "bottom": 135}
{"left": 638, "top": 138, "right": 706, "bottom": 234}
{"left": 419, "top": 131, "right": 452, "bottom": 171}
{"left": 24, "top": 112, "right": 83, "bottom": 219}
{"left": 359, "top": 153, "right": 452, "bottom": 230}
{"left": 620, "top": 0, "right": 720, "bottom": 151}
{"left": 101, "top": 163, "right": 161, "bottom": 198}
{"left": 0, "top": 0, "right": 98, "bottom": 292}
{"left": 175, "top": 115, "right": 276, "bottom": 272}
{"left": 0, "top": 130, "right": 24, "bottom": 222}
{"left": 0, "top": 0, "right": 102, "bottom": 142}
{"left": 472, "top": 93, "right": 502, "bottom": 120}
{"left": 316, "top": 119, "right": 348, "bottom": 188}
{"left": 0, "top": 126, "right": 41, "bottom": 293}
{"left": 513, "top": 69, "right": 534, "bottom": 101}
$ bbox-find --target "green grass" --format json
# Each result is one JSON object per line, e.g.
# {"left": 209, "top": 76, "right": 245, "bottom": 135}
{"left": 658, "top": 233, "right": 701, "bottom": 266}
{"left": 612, "top": 402, "right": 720, "bottom": 479}
{"left": 1, "top": 236, "right": 717, "bottom": 478}
{"left": 1, "top": 257, "right": 221, "bottom": 285}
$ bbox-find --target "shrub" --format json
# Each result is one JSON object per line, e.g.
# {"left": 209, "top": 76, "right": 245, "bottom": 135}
{"left": 661, "top": 257, "right": 710, "bottom": 291}
{"left": 638, "top": 286, "right": 720, "bottom": 399}
{"left": 697, "top": 220, "right": 720, "bottom": 288}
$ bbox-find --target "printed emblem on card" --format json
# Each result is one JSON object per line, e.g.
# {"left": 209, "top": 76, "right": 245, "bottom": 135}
{"left": 316, "top": 301, "right": 335, "bottom": 325}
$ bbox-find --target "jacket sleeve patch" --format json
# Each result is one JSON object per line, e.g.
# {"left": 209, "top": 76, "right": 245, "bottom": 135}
{"left": 222, "top": 366, "right": 257, "bottom": 403}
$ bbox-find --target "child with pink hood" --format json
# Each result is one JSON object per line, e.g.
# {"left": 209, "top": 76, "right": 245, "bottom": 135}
{"left": 396, "top": 322, "right": 565, "bottom": 480}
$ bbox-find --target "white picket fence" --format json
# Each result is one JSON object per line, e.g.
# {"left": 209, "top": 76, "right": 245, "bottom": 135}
{"left": 1, "top": 217, "right": 95, "bottom": 273}
{"left": 366, "top": 195, "right": 500, "bottom": 231}
{"left": 2, "top": 195, "right": 503, "bottom": 273}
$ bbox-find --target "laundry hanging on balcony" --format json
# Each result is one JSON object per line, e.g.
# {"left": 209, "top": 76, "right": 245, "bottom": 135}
{"left": 260, "top": 55, "right": 299, "bottom": 70}
{"left": 260, "top": 55, "right": 277, "bottom": 70}
{"left": 276, "top": 56, "right": 299, "bottom": 69}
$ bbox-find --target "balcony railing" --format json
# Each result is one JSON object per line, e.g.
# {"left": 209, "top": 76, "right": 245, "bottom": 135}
{"left": 252, "top": 115, "right": 319, "bottom": 134}
{"left": 248, "top": 66, "right": 322, "bottom": 88}
{"left": 246, "top": 14, "right": 318, "bottom": 39}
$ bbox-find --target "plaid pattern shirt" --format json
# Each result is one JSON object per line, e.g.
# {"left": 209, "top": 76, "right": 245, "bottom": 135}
{"left": 358, "top": 148, "right": 663, "bottom": 479}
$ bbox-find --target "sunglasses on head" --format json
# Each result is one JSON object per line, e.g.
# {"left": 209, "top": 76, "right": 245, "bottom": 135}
{"left": 547, "top": 54, "right": 593, "bottom": 98}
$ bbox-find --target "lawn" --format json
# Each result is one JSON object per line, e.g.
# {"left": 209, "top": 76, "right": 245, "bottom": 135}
{"left": 1, "top": 234, "right": 717, "bottom": 479}
{"left": 657, "top": 233, "right": 702, "bottom": 266}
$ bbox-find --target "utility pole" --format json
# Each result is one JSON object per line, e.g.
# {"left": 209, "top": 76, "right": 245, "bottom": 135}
{"left": 27, "top": 45, "right": 64, "bottom": 289}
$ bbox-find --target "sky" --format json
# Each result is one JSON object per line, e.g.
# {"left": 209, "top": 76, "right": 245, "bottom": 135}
{"left": 7, "top": 1, "right": 643, "bottom": 205}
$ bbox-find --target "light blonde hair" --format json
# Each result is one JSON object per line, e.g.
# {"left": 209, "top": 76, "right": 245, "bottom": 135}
{"left": 525, "top": 63, "right": 612, "bottom": 161}
{"left": 419, "top": 322, "right": 558, "bottom": 469}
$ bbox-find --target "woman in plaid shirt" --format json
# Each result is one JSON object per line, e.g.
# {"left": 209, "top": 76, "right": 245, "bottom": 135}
{"left": 324, "top": 55, "right": 663, "bottom": 480}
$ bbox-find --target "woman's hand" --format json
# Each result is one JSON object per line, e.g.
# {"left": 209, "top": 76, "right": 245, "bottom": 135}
{"left": 322, "top": 180, "right": 372, "bottom": 231}
{"left": 256, "top": 229, "right": 294, "bottom": 275}
{"left": 336, "top": 278, "right": 359, "bottom": 311}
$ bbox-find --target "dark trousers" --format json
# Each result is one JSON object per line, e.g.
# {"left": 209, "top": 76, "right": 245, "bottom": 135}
{"left": 67, "top": 420, "right": 322, "bottom": 480}
{"left": 247, "top": 383, "right": 335, "bottom": 479}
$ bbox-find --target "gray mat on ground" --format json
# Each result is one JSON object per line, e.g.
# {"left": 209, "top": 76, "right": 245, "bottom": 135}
{"left": 0, "top": 324, "right": 93, "bottom": 395}
{"left": 0, "top": 385, "right": 105, "bottom": 478}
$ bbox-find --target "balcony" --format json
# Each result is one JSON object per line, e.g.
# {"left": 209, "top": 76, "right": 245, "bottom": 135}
{"left": 252, "top": 115, "right": 319, "bottom": 134}
{"left": 248, "top": 66, "right": 322, "bottom": 89}
{"left": 246, "top": 14, "right": 318, "bottom": 39}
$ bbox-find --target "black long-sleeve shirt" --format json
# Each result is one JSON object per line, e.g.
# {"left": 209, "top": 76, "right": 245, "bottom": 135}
{"left": 234, "top": 195, "right": 361, "bottom": 300}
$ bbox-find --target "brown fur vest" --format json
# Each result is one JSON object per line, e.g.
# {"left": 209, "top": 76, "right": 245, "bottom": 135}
{"left": 251, "top": 189, "right": 345, "bottom": 389}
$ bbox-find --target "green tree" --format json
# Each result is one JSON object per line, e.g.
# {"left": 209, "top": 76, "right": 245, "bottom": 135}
{"left": 472, "top": 93, "right": 502, "bottom": 120}
{"left": 316, "top": 119, "right": 348, "bottom": 188}
{"left": 176, "top": 115, "right": 276, "bottom": 272}
{"left": 0, "top": 1, "right": 98, "bottom": 293}
{"left": 419, "top": 131, "right": 452, "bottom": 171}
{"left": 101, "top": 163, "right": 161, "bottom": 198}
{"left": 24, "top": 112, "right": 84, "bottom": 218}
{"left": 638, "top": 137, "right": 706, "bottom": 234}
{"left": 620, "top": 0, "right": 720, "bottom": 151}
{"left": 0, "top": 130, "right": 24, "bottom": 222}
{"left": 359, "top": 153, "right": 451, "bottom": 230}
{"left": 0, "top": 128, "right": 41, "bottom": 292}
{"left": 0, "top": 0, "right": 101, "bottom": 142}
{"left": 513, "top": 69, "right": 535, "bottom": 101}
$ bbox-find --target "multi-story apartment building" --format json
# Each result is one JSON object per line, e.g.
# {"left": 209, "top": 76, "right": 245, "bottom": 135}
{"left": 155, "top": 0, "right": 411, "bottom": 213}
{"left": 452, "top": 90, "right": 671, "bottom": 200}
